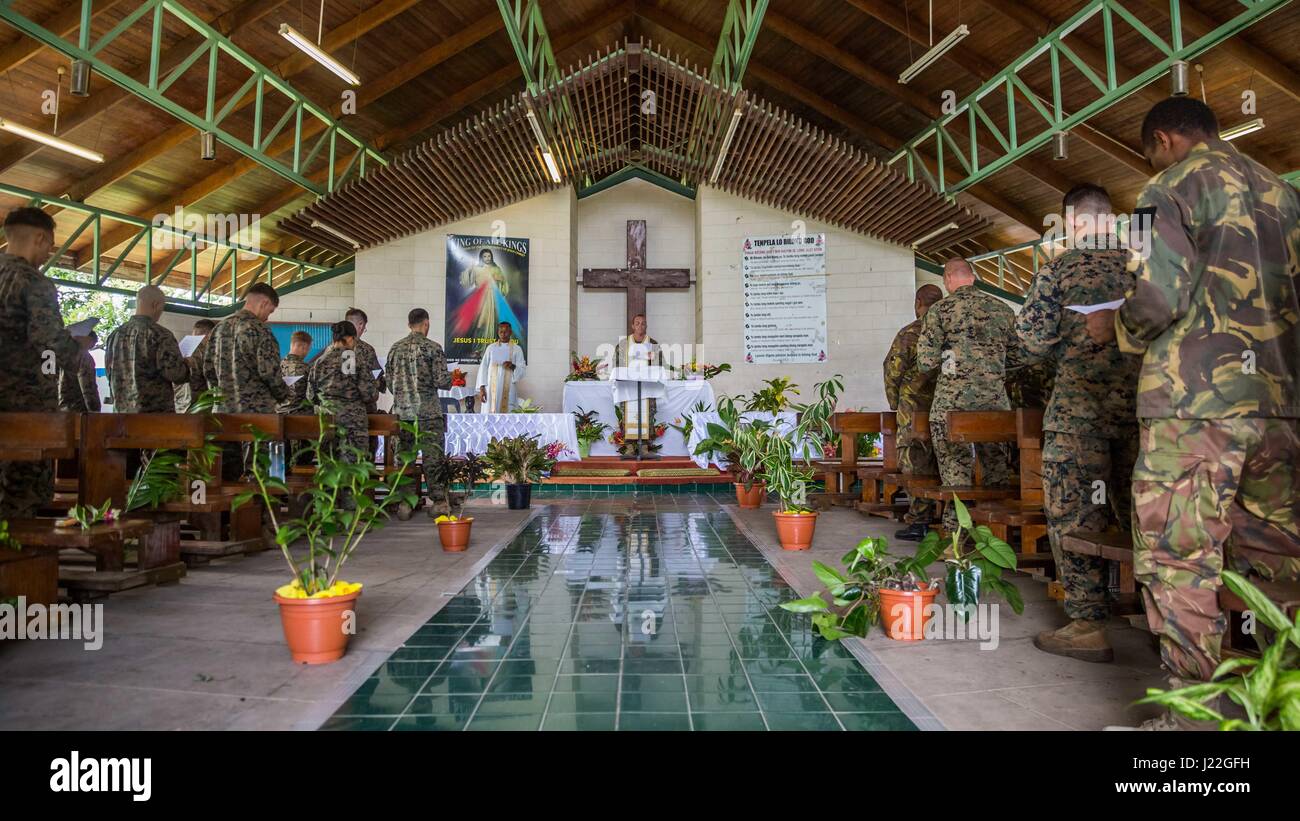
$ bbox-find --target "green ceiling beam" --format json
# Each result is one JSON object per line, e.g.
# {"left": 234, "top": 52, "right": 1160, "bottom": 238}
{"left": 496, "top": 0, "right": 561, "bottom": 94}
{"left": 710, "top": 0, "right": 769, "bottom": 90}
{"left": 0, "top": 0, "right": 386, "bottom": 195}
{"left": 888, "top": 0, "right": 1293, "bottom": 195}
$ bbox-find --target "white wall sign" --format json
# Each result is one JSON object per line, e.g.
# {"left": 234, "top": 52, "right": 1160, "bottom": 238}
{"left": 741, "top": 233, "right": 827, "bottom": 363}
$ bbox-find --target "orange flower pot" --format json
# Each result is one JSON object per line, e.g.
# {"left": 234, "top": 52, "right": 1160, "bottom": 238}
{"left": 735, "top": 482, "right": 766, "bottom": 509}
{"left": 773, "top": 510, "right": 818, "bottom": 551}
{"left": 878, "top": 587, "right": 939, "bottom": 641}
{"left": 437, "top": 518, "right": 473, "bottom": 552}
{"left": 274, "top": 590, "right": 361, "bottom": 664}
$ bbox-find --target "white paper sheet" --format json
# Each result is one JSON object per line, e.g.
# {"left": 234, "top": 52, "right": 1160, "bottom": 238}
{"left": 65, "top": 317, "right": 100, "bottom": 337}
{"left": 371, "top": 369, "right": 382, "bottom": 378}
{"left": 283, "top": 375, "right": 303, "bottom": 385}
{"left": 178, "top": 334, "right": 204, "bottom": 358}
{"left": 1066, "top": 298, "right": 1125, "bottom": 314}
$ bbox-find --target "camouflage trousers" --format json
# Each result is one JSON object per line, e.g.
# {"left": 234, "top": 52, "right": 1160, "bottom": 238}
{"left": 1133, "top": 417, "right": 1300, "bottom": 682}
{"left": 328, "top": 403, "right": 371, "bottom": 465}
{"left": 897, "top": 434, "right": 937, "bottom": 523}
{"left": 930, "top": 413, "right": 1011, "bottom": 530}
{"left": 1042, "top": 428, "right": 1138, "bottom": 621}
{"left": 0, "top": 459, "right": 53, "bottom": 519}
{"left": 397, "top": 415, "right": 447, "bottom": 502}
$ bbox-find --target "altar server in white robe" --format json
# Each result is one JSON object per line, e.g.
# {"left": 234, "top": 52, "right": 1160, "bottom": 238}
{"left": 477, "top": 321, "right": 527, "bottom": 413}
{"left": 614, "top": 313, "right": 663, "bottom": 443}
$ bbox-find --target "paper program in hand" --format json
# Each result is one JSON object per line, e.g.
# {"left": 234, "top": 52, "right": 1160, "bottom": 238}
{"left": 1066, "top": 298, "right": 1125, "bottom": 315}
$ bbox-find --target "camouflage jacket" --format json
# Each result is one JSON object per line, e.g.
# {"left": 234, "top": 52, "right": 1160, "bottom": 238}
{"left": 1016, "top": 247, "right": 1140, "bottom": 437}
{"left": 59, "top": 350, "right": 101, "bottom": 413}
{"left": 278, "top": 353, "right": 312, "bottom": 413}
{"left": 202, "top": 309, "right": 289, "bottom": 413}
{"left": 355, "top": 337, "right": 385, "bottom": 413}
{"left": 0, "top": 253, "right": 81, "bottom": 413}
{"left": 917, "top": 284, "right": 1021, "bottom": 413}
{"left": 307, "top": 345, "right": 379, "bottom": 413}
{"left": 1005, "top": 359, "right": 1056, "bottom": 410}
{"left": 1116, "top": 139, "right": 1300, "bottom": 419}
{"left": 386, "top": 332, "right": 452, "bottom": 419}
{"left": 174, "top": 333, "right": 211, "bottom": 412}
{"left": 883, "top": 317, "right": 936, "bottom": 442}
{"left": 105, "top": 315, "right": 188, "bottom": 413}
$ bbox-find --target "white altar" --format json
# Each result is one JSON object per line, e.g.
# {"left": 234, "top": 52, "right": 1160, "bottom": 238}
{"left": 561, "top": 379, "right": 716, "bottom": 456}
{"left": 686, "top": 410, "right": 803, "bottom": 469}
{"left": 444, "top": 413, "right": 580, "bottom": 461}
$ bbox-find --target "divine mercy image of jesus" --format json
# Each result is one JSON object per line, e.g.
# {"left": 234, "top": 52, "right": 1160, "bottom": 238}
{"left": 444, "top": 234, "right": 529, "bottom": 362}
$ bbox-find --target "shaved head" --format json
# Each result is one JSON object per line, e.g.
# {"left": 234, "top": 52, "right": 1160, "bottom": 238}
{"left": 942, "top": 258, "right": 976, "bottom": 294}
{"left": 135, "top": 284, "right": 167, "bottom": 319}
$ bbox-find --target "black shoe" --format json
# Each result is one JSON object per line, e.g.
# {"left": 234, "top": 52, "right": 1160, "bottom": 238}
{"left": 895, "top": 523, "right": 930, "bottom": 541}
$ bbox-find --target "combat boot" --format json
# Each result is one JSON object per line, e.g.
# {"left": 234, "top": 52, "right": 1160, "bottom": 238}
{"left": 1032, "top": 619, "right": 1114, "bottom": 662}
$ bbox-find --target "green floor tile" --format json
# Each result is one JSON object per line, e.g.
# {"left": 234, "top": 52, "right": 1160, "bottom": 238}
{"left": 617, "top": 712, "right": 693, "bottom": 731}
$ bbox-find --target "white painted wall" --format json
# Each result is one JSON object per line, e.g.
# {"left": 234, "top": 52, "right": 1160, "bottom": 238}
{"left": 350, "top": 187, "right": 576, "bottom": 412}
{"left": 696, "top": 185, "right": 916, "bottom": 411}
{"left": 574, "top": 178, "right": 696, "bottom": 359}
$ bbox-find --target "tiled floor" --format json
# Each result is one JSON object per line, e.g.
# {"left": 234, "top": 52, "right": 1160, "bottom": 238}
{"left": 322, "top": 505, "right": 916, "bottom": 731}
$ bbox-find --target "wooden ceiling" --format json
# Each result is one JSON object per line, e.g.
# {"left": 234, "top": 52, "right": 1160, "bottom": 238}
{"left": 0, "top": 0, "right": 1296, "bottom": 297}
{"left": 280, "top": 41, "right": 990, "bottom": 253}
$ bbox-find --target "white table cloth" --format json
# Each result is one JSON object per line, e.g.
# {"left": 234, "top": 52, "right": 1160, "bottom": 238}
{"left": 444, "top": 413, "right": 580, "bottom": 461}
{"left": 562, "top": 379, "right": 716, "bottom": 457}
{"left": 686, "top": 410, "right": 806, "bottom": 469}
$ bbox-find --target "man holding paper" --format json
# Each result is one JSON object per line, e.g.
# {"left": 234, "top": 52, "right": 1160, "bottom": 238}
{"left": 59, "top": 329, "right": 101, "bottom": 413}
{"left": 278, "top": 330, "right": 313, "bottom": 413}
{"left": 0, "top": 207, "right": 92, "bottom": 518}
{"left": 1086, "top": 97, "right": 1300, "bottom": 726}
{"left": 105, "top": 286, "right": 189, "bottom": 413}
{"left": 1014, "top": 183, "right": 1140, "bottom": 663}
{"left": 174, "top": 318, "right": 214, "bottom": 412}
{"left": 476, "top": 321, "right": 526, "bottom": 413}
{"left": 612, "top": 314, "right": 663, "bottom": 449}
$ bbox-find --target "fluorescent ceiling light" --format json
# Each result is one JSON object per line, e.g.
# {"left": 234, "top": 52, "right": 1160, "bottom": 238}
{"left": 911, "top": 222, "right": 959, "bottom": 248}
{"left": 279, "top": 24, "right": 359, "bottom": 85}
{"left": 709, "top": 106, "right": 744, "bottom": 185}
{"left": 541, "top": 151, "right": 561, "bottom": 183}
{"left": 0, "top": 117, "right": 104, "bottom": 162}
{"left": 899, "top": 25, "right": 970, "bottom": 84}
{"left": 1219, "top": 117, "right": 1264, "bottom": 141}
{"left": 311, "top": 220, "right": 360, "bottom": 248}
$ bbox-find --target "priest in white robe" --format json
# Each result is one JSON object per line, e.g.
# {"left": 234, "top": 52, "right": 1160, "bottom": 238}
{"left": 614, "top": 314, "right": 663, "bottom": 447}
{"left": 476, "top": 321, "right": 527, "bottom": 413}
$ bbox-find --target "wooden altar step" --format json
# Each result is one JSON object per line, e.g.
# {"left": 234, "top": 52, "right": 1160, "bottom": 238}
{"left": 546, "top": 457, "right": 732, "bottom": 486}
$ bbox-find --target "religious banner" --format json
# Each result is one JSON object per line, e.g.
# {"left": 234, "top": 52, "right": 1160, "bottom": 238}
{"left": 445, "top": 234, "right": 529, "bottom": 363}
{"left": 741, "top": 233, "right": 827, "bottom": 363}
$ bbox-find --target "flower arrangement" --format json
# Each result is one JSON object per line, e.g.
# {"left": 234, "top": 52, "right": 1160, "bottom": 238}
{"left": 566, "top": 353, "right": 602, "bottom": 381}
{"left": 610, "top": 404, "right": 667, "bottom": 456}
{"left": 573, "top": 407, "right": 609, "bottom": 446}
{"left": 676, "top": 361, "right": 732, "bottom": 381}
{"left": 450, "top": 368, "right": 467, "bottom": 387}
{"left": 484, "top": 435, "right": 560, "bottom": 484}
{"left": 57, "top": 499, "right": 120, "bottom": 530}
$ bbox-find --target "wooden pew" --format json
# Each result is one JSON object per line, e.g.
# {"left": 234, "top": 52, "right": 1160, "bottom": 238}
{"left": 369, "top": 414, "right": 401, "bottom": 473}
{"left": 915, "top": 411, "right": 1019, "bottom": 532}
{"left": 0, "top": 412, "right": 185, "bottom": 600}
{"left": 813, "top": 412, "right": 883, "bottom": 507}
{"left": 970, "top": 410, "right": 1051, "bottom": 568}
{"left": 857, "top": 411, "right": 930, "bottom": 519}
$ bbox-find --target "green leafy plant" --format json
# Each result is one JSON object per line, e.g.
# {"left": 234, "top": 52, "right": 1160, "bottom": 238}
{"left": 667, "top": 400, "right": 711, "bottom": 444}
{"left": 1136, "top": 571, "right": 1300, "bottom": 731}
{"left": 755, "top": 375, "right": 843, "bottom": 513}
{"left": 572, "top": 407, "right": 609, "bottom": 446}
{"left": 67, "top": 499, "right": 117, "bottom": 530}
{"left": 780, "top": 535, "right": 940, "bottom": 639}
{"left": 918, "top": 495, "right": 1023, "bottom": 617}
{"left": 424, "top": 450, "right": 487, "bottom": 519}
{"left": 0, "top": 520, "right": 21, "bottom": 550}
{"left": 513, "top": 398, "right": 542, "bottom": 413}
{"left": 124, "top": 388, "right": 224, "bottom": 511}
{"left": 232, "top": 412, "right": 421, "bottom": 596}
{"left": 691, "top": 396, "right": 770, "bottom": 489}
{"left": 743, "top": 377, "right": 799, "bottom": 414}
{"left": 484, "top": 435, "right": 556, "bottom": 485}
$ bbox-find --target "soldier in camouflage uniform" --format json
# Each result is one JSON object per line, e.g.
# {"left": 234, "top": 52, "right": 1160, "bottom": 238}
{"left": 58, "top": 329, "right": 101, "bottom": 412}
{"left": 1015, "top": 184, "right": 1142, "bottom": 663}
{"left": 307, "top": 321, "right": 378, "bottom": 475}
{"left": 0, "top": 208, "right": 89, "bottom": 518}
{"left": 174, "top": 318, "right": 214, "bottom": 412}
{"left": 1005, "top": 359, "right": 1055, "bottom": 410}
{"left": 1087, "top": 98, "right": 1299, "bottom": 715}
{"left": 202, "top": 282, "right": 289, "bottom": 479}
{"left": 105, "top": 285, "right": 189, "bottom": 413}
{"left": 883, "top": 284, "right": 943, "bottom": 540}
{"left": 917, "top": 258, "right": 1022, "bottom": 531}
{"left": 387, "top": 308, "right": 453, "bottom": 517}
{"left": 278, "top": 330, "right": 313, "bottom": 414}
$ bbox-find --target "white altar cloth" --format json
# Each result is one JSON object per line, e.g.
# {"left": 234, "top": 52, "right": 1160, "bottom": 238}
{"left": 686, "top": 410, "right": 807, "bottom": 469}
{"left": 561, "top": 379, "right": 716, "bottom": 457}
{"left": 444, "top": 413, "right": 580, "bottom": 461}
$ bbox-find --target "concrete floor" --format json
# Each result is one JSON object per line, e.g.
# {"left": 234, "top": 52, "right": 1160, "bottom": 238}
{"left": 0, "top": 495, "right": 1166, "bottom": 730}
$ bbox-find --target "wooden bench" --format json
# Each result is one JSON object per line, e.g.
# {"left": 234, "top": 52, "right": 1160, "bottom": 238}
{"left": 812, "top": 412, "right": 883, "bottom": 507}
{"left": 967, "top": 410, "right": 1051, "bottom": 567}
{"left": 915, "top": 410, "right": 1019, "bottom": 533}
{"left": 0, "top": 545, "right": 57, "bottom": 608}
{"left": 1061, "top": 529, "right": 1145, "bottom": 618}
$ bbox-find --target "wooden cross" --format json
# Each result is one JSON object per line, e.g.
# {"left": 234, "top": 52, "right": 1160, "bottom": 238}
{"left": 581, "top": 220, "right": 690, "bottom": 334}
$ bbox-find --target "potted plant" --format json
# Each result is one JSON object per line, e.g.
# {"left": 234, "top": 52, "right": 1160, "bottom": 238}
{"left": 566, "top": 353, "right": 601, "bottom": 381}
{"left": 757, "top": 375, "right": 843, "bottom": 549}
{"left": 424, "top": 451, "right": 487, "bottom": 552}
{"left": 923, "top": 495, "right": 1025, "bottom": 617}
{"left": 691, "top": 396, "right": 769, "bottom": 507}
{"left": 484, "top": 434, "right": 558, "bottom": 509}
{"left": 780, "top": 535, "right": 941, "bottom": 641}
{"left": 233, "top": 412, "right": 421, "bottom": 664}
{"left": 572, "top": 407, "right": 608, "bottom": 459}
{"left": 1137, "top": 571, "right": 1299, "bottom": 730}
